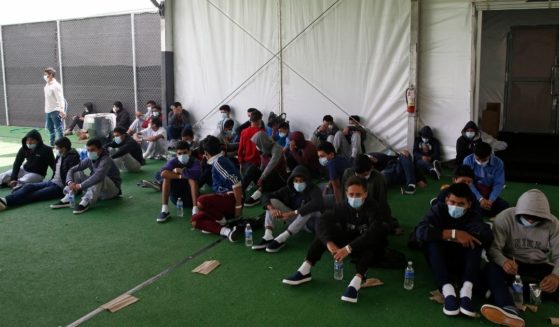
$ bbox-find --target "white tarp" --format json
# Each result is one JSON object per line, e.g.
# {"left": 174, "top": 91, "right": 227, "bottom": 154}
{"left": 174, "top": 0, "right": 411, "bottom": 150}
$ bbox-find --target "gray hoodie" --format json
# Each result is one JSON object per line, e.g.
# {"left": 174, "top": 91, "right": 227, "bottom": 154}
{"left": 488, "top": 189, "right": 559, "bottom": 275}
{"left": 250, "top": 131, "right": 283, "bottom": 180}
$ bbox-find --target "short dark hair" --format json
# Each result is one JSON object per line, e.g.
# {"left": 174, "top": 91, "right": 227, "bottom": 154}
{"left": 349, "top": 115, "right": 360, "bottom": 123}
{"left": 147, "top": 100, "right": 156, "bottom": 106}
{"left": 323, "top": 115, "right": 334, "bottom": 123}
{"left": 151, "top": 117, "right": 162, "bottom": 128}
{"left": 219, "top": 104, "right": 231, "bottom": 113}
{"left": 345, "top": 175, "right": 367, "bottom": 191}
{"left": 202, "top": 135, "right": 221, "bottom": 156}
{"left": 247, "top": 108, "right": 258, "bottom": 113}
{"left": 446, "top": 183, "right": 473, "bottom": 203}
{"left": 54, "top": 137, "right": 71, "bottom": 151}
{"left": 354, "top": 154, "right": 373, "bottom": 174}
{"left": 86, "top": 138, "right": 102, "bottom": 149}
{"left": 250, "top": 110, "right": 263, "bottom": 122}
{"left": 181, "top": 128, "right": 194, "bottom": 138}
{"left": 152, "top": 105, "right": 162, "bottom": 111}
{"left": 317, "top": 141, "right": 336, "bottom": 154}
{"left": 113, "top": 127, "right": 127, "bottom": 135}
{"left": 113, "top": 101, "right": 123, "bottom": 109}
{"left": 278, "top": 122, "right": 290, "bottom": 130}
{"left": 176, "top": 141, "right": 191, "bottom": 151}
{"left": 173, "top": 102, "right": 182, "bottom": 108}
{"left": 474, "top": 142, "right": 492, "bottom": 159}
{"left": 223, "top": 119, "right": 235, "bottom": 129}
{"left": 454, "top": 165, "right": 474, "bottom": 179}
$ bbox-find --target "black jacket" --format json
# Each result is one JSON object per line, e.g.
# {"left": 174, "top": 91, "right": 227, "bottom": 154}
{"left": 55, "top": 148, "right": 81, "bottom": 185}
{"left": 11, "top": 129, "right": 55, "bottom": 181}
{"left": 262, "top": 165, "right": 323, "bottom": 216}
{"left": 104, "top": 135, "right": 145, "bottom": 165}
{"left": 114, "top": 109, "right": 131, "bottom": 130}
{"left": 317, "top": 200, "right": 388, "bottom": 254}
{"left": 456, "top": 121, "right": 482, "bottom": 163}
{"left": 413, "top": 126, "right": 441, "bottom": 161}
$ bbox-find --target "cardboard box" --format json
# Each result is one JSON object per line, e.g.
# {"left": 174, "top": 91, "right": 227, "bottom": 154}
{"left": 481, "top": 103, "right": 501, "bottom": 137}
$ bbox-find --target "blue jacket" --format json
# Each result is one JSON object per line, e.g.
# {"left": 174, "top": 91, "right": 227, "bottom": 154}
{"left": 209, "top": 154, "right": 241, "bottom": 194}
{"left": 463, "top": 153, "right": 505, "bottom": 202}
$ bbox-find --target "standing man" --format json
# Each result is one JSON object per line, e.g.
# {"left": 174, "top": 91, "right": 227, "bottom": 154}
{"left": 43, "top": 67, "right": 66, "bottom": 146}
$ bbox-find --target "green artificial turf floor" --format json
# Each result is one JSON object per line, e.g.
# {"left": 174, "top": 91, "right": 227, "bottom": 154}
{"left": 0, "top": 126, "right": 557, "bottom": 326}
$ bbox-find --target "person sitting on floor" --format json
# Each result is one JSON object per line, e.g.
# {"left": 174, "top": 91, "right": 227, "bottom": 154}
{"left": 368, "top": 150, "right": 425, "bottom": 195}
{"left": 191, "top": 136, "right": 243, "bottom": 242}
{"left": 127, "top": 100, "right": 156, "bottom": 135}
{"left": 51, "top": 138, "right": 121, "bottom": 214}
{"left": 463, "top": 141, "right": 509, "bottom": 217}
{"left": 284, "top": 131, "right": 320, "bottom": 177}
{"left": 456, "top": 121, "right": 482, "bottom": 164}
{"left": 167, "top": 102, "right": 191, "bottom": 147}
{"left": 0, "top": 129, "right": 55, "bottom": 189}
{"left": 340, "top": 115, "right": 366, "bottom": 159}
{"left": 112, "top": 101, "right": 131, "bottom": 131}
{"left": 266, "top": 120, "right": 290, "bottom": 150}
{"left": 156, "top": 141, "right": 202, "bottom": 223}
{"left": 317, "top": 141, "right": 352, "bottom": 208}
{"left": 431, "top": 165, "right": 481, "bottom": 214}
{"left": 243, "top": 130, "right": 288, "bottom": 207}
{"left": 415, "top": 183, "right": 493, "bottom": 318}
{"left": 214, "top": 104, "right": 239, "bottom": 140}
{"left": 413, "top": 125, "right": 442, "bottom": 180}
{"left": 253, "top": 165, "right": 323, "bottom": 253}
{"left": 234, "top": 108, "right": 259, "bottom": 141}
{"left": 310, "top": 115, "right": 343, "bottom": 150}
{"left": 0, "top": 137, "right": 81, "bottom": 211}
{"left": 137, "top": 117, "right": 167, "bottom": 160}
{"left": 64, "top": 102, "right": 94, "bottom": 136}
{"left": 238, "top": 110, "right": 264, "bottom": 190}
{"left": 282, "top": 176, "right": 390, "bottom": 304}
{"left": 480, "top": 189, "right": 559, "bottom": 327}
{"left": 217, "top": 119, "right": 239, "bottom": 156}
{"left": 104, "top": 127, "right": 145, "bottom": 172}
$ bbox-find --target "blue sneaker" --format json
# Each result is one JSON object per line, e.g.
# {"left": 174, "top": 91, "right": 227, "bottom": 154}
{"left": 157, "top": 211, "right": 171, "bottom": 223}
{"left": 481, "top": 304, "right": 525, "bottom": 327}
{"left": 459, "top": 297, "right": 476, "bottom": 317}
{"left": 443, "top": 295, "right": 460, "bottom": 316}
{"left": 282, "top": 271, "right": 311, "bottom": 286}
{"left": 341, "top": 286, "right": 359, "bottom": 303}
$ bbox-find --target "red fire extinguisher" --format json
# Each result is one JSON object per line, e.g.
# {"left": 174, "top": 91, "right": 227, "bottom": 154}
{"left": 406, "top": 85, "right": 416, "bottom": 114}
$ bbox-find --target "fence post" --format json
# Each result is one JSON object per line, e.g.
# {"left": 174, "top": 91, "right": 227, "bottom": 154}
{"left": 0, "top": 26, "right": 9, "bottom": 125}
{"left": 56, "top": 20, "right": 64, "bottom": 89}
{"left": 131, "top": 13, "right": 139, "bottom": 112}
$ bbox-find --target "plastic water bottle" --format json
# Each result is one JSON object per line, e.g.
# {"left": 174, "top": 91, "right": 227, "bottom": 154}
{"left": 404, "top": 261, "right": 415, "bottom": 290}
{"left": 176, "top": 198, "right": 184, "bottom": 217}
{"left": 68, "top": 191, "right": 75, "bottom": 208}
{"left": 334, "top": 260, "right": 344, "bottom": 280}
{"left": 245, "top": 223, "right": 253, "bottom": 247}
{"left": 512, "top": 275, "right": 524, "bottom": 306}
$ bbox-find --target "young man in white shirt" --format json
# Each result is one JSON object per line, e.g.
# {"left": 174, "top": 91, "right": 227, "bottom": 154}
{"left": 137, "top": 117, "right": 167, "bottom": 160}
{"left": 43, "top": 67, "right": 66, "bottom": 146}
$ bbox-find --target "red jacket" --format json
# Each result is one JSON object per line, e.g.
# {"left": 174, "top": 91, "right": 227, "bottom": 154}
{"left": 238, "top": 126, "right": 263, "bottom": 166}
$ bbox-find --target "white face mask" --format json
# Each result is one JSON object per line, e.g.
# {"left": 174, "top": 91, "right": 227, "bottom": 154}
{"left": 475, "top": 159, "right": 488, "bottom": 167}
{"left": 347, "top": 196, "right": 364, "bottom": 209}
{"left": 153, "top": 111, "right": 160, "bottom": 117}
{"left": 220, "top": 112, "right": 228, "bottom": 119}
{"left": 178, "top": 154, "right": 190, "bottom": 165}
{"left": 43, "top": 75, "right": 48, "bottom": 82}
{"left": 112, "top": 107, "right": 118, "bottom": 113}
{"left": 319, "top": 157, "right": 329, "bottom": 167}
{"left": 519, "top": 216, "right": 539, "bottom": 228}
{"left": 465, "top": 131, "right": 475, "bottom": 139}
{"left": 278, "top": 132, "right": 287, "bottom": 138}
{"left": 293, "top": 182, "right": 306, "bottom": 192}
{"left": 421, "top": 137, "right": 429, "bottom": 143}
{"left": 147, "top": 106, "right": 152, "bottom": 111}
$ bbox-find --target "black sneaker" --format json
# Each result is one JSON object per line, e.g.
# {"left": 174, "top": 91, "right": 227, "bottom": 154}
{"left": 433, "top": 160, "right": 442, "bottom": 179}
{"left": 0, "top": 197, "right": 6, "bottom": 211}
{"left": 480, "top": 304, "right": 525, "bottom": 327}
{"left": 266, "top": 240, "right": 286, "bottom": 253}
{"left": 73, "top": 203, "right": 89, "bottom": 214}
{"left": 244, "top": 197, "right": 260, "bottom": 207}
{"left": 228, "top": 226, "right": 241, "bottom": 242}
{"left": 282, "top": 271, "right": 312, "bottom": 286}
{"left": 401, "top": 184, "right": 416, "bottom": 195}
{"left": 430, "top": 169, "right": 440, "bottom": 180}
{"left": 50, "top": 200, "right": 70, "bottom": 209}
{"left": 459, "top": 297, "right": 476, "bottom": 317}
{"left": 157, "top": 211, "right": 171, "bottom": 223}
{"left": 252, "top": 238, "right": 272, "bottom": 250}
{"left": 142, "top": 180, "right": 161, "bottom": 191}
{"left": 443, "top": 295, "right": 460, "bottom": 316}
{"left": 341, "top": 286, "right": 359, "bottom": 303}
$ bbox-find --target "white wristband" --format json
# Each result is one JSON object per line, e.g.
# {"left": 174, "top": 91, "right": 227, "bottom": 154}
{"left": 451, "top": 229, "right": 456, "bottom": 240}
{"left": 345, "top": 245, "right": 352, "bottom": 254}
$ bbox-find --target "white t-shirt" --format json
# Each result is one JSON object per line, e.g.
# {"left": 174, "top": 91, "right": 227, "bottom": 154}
{"left": 44, "top": 79, "right": 64, "bottom": 113}
{"left": 141, "top": 126, "right": 167, "bottom": 141}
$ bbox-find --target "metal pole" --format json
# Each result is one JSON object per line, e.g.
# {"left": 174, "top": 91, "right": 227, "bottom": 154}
{"left": 56, "top": 20, "right": 64, "bottom": 88}
{"left": 407, "top": 0, "right": 419, "bottom": 152}
{"left": 473, "top": 9, "right": 483, "bottom": 123}
{"left": 277, "top": 0, "right": 283, "bottom": 114}
{"left": 131, "top": 13, "right": 139, "bottom": 112}
{"left": 0, "top": 26, "right": 9, "bottom": 125}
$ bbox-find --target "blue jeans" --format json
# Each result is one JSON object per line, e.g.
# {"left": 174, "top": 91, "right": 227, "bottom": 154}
{"left": 423, "top": 241, "right": 482, "bottom": 289}
{"left": 415, "top": 159, "right": 434, "bottom": 173}
{"left": 382, "top": 153, "right": 416, "bottom": 187}
{"left": 5, "top": 181, "right": 63, "bottom": 207}
{"left": 46, "top": 111, "right": 63, "bottom": 145}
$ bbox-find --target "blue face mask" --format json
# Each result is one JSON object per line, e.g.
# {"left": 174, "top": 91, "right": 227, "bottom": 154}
{"left": 26, "top": 143, "right": 37, "bottom": 150}
{"left": 348, "top": 196, "right": 364, "bottom": 209}
{"left": 448, "top": 205, "right": 466, "bottom": 219}
{"left": 87, "top": 151, "right": 99, "bottom": 161}
{"left": 293, "top": 182, "right": 306, "bottom": 192}
{"left": 465, "top": 131, "right": 475, "bottom": 139}
{"left": 178, "top": 154, "right": 190, "bottom": 165}
{"left": 519, "top": 216, "right": 538, "bottom": 228}
{"left": 114, "top": 136, "right": 122, "bottom": 144}
{"left": 279, "top": 132, "right": 287, "bottom": 138}
{"left": 319, "top": 157, "right": 329, "bottom": 167}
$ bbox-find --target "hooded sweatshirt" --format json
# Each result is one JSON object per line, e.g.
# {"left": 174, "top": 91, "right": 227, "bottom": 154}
{"left": 10, "top": 129, "right": 55, "bottom": 181}
{"left": 456, "top": 121, "right": 482, "bottom": 163}
{"left": 66, "top": 149, "right": 121, "bottom": 191}
{"left": 287, "top": 131, "right": 320, "bottom": 172}
{"left": 262, "top": 165, "right": 323, "bottom": 216}
{"left": 51, "top": 148, "right": 81, "bottom": 187}
{"left": 104, "top": 134, "right": 145, "bottom": 165}
{"left": 413, "top": 126, "right": 441, "bottom": 162}
{"left": 488, "top": 189, "right": 559, "bottom": 275}
{"left": 250, "top": 131, "right": 286, "bottom": 181}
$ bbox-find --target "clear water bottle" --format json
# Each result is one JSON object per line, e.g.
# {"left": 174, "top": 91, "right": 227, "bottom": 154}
{"left": 404, "top": 261, "right": 415, "bottom": 290}
{"left": 245, "top": 223, "right": 253, "bottom": 247}
{"left": 68, "top": 191, "right": 75, "bottom": 208}
{"left": 512, "top": 275, "right": 524, "bottom": 306}
{"left": 176, "top": 198, "right": 184, "bottom": 217}
{"left": 334, "top": 260, "right": 344, "bottom": 280}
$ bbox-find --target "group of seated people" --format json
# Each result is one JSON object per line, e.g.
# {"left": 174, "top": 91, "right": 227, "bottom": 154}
{"left": 0, "top": 102, "right": 556, "bottom": 327}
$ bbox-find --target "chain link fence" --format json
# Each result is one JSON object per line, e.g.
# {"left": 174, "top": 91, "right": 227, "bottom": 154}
{"left": 0, "top": 12, "right": 160, "bottom": 128}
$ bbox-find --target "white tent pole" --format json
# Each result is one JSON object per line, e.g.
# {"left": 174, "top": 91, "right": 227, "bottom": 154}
{"left": 56, "top": 20, "right": 64, "bottom": 89}
{"left": 277, "top": 0, "right": 283, "bottom": 114}
{"left": 407, "top": 0, "right": 419, "bottom": 152}
{"left": 131, "top": 13, "right": 139, "bottom": 112}
{"left": 0, "top": 26, "right": 9, "bottom": 125}
{"left": 473, "top": 9, "right": 483, "bottom": 123}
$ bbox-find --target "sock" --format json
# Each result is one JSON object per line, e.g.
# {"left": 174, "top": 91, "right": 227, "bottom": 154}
{"left": 442, "top": 283, "right": 456, "bottom": 298}
{"left": 161, "top": 204, "right": 169, "bottom": 213}
{"left": 460, "top": 281, "right": 473, "bottom": 299}
{"left": 263, "top": 228, "right": 274, "bottom": 240}
{"left": 349, "top": 275, "right": 363, "bottom": 291}
{"left": 0, "top": 197, "right": 6, "bottom": 204}
{"left": 298, "top": 261, "right": 312, "bottom": 275}
{"left": 79, "top": 199, "right": 89, "bottom": 207}
{"left": 251, "top": 189, "right": 262, "bottom": 200}
{"left": 219, "top": 227, "right": 232, "bottom": 237}
{"left": 275, "top": 231, "right": 291, "bottom": 243}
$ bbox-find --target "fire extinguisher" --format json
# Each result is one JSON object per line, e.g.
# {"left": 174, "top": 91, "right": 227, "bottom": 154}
{"left": 406, "top": 85, "right": 416, "bottom": 114}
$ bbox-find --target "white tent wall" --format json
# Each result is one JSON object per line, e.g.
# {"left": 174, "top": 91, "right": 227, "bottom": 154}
{"left": 173, "top": 0, "right": 411, "bottom": 149}
{"left": 418, "top": 0, "right": 475, "bottom": 161}
{"left": 478, "top": 8, "right": 559, "bottom": 130}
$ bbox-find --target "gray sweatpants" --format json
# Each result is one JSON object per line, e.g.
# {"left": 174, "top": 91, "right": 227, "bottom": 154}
{"left": 265, "top": 199, "right": 320, "bottom": 235}
{"left": 0, "top": 167, "right": 44, "bottom": 185}
{"left": 64, "top": 176, "right": 120, "bottom": 206}
{"left": 113, "top": 153, "right": 142, "bottom": 172}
